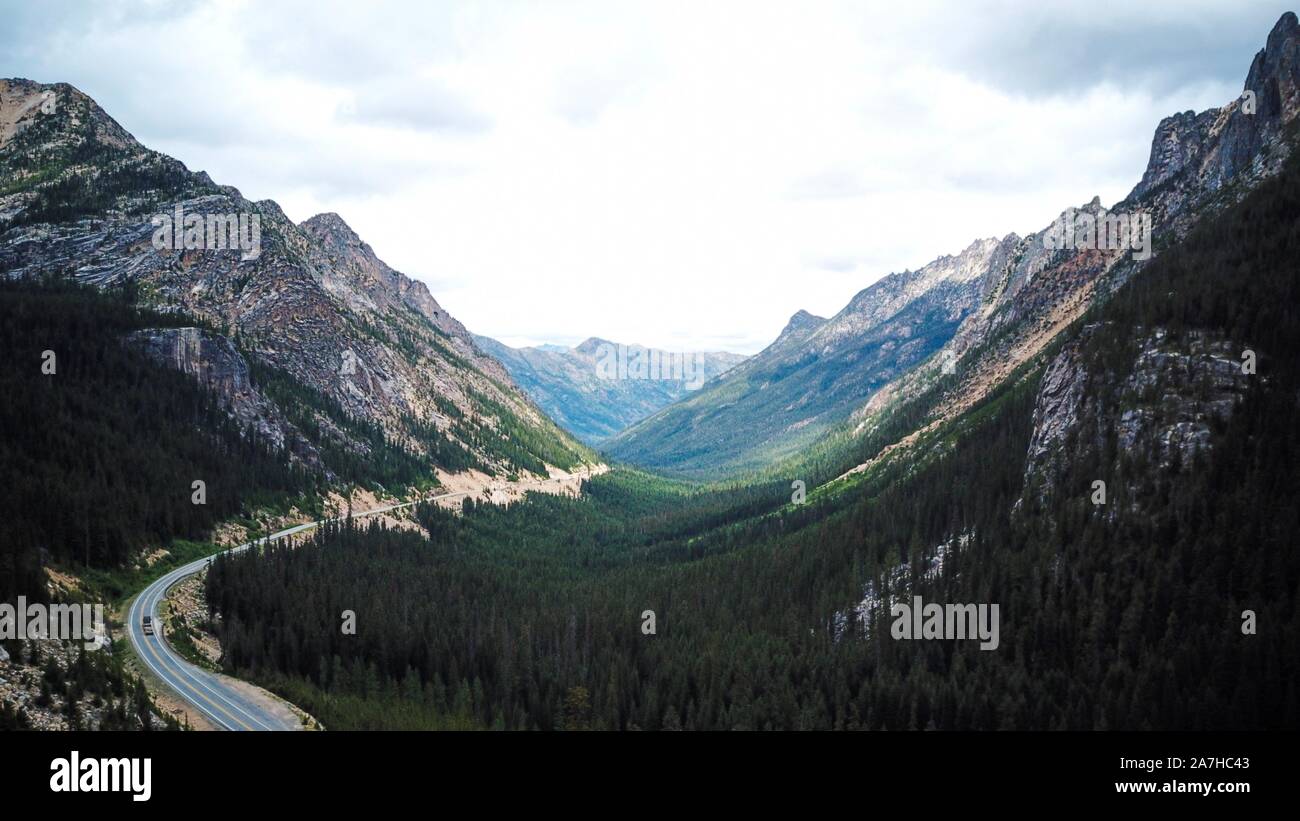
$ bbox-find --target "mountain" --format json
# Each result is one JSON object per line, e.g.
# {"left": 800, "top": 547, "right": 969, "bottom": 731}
{"left": 609, "top": 12, "right": 1300, "bottom": 480}
{"left": 0, "top": 78, "right": 595, "bottom": 486}
{"left": 835, "top": 10, "right": 1300, "bottom": 476}
{"left": 608, "top": 237, "right": 1017, "bottom": 475}
{"left": 474, "top": 334, "right": 746, "bottom": 444}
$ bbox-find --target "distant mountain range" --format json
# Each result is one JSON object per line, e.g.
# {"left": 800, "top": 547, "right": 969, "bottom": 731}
{"left": 474, "top": 335, "right": 745, "bottom": 444}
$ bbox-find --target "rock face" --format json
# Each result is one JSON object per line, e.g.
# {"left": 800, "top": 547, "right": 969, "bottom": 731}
{"left": 0, "top": 80, "right": 592, "bottom": 477}
{"left": 1020, "top": 324, "right": 1252, "bottom": 511}
{"left": 771, "top": 310, "right": 827, "bottom": 350}
{"left": 125, "top": 327, "right": 325, "bottom": 471}
{"left": 299, "top": 212, "right": 485, "bottom": 356}
{"left": 1115, "top": 330, "right": 1250, "bottom": 467}
{"left": 1023, "top": 332, "right": 1094, "bottom": 475}
{"left": 1133, "top": 12, "right": 1300, "bottom": 223}
{"left": 475, "top": 334, "right": 747, "bottom": 444}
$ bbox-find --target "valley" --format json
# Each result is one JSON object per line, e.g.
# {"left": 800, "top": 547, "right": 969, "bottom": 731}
{"left": 1, "top": 10, "right": 1298, "bottom": 736}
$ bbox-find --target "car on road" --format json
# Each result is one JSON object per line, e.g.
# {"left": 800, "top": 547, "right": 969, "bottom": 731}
{"left": 142, "top": 614, "right": 154, "bottom": 636}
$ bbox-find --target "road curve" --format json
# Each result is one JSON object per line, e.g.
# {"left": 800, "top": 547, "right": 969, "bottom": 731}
{"left": 126, "top": 493, "right": 468, "bottom": 731}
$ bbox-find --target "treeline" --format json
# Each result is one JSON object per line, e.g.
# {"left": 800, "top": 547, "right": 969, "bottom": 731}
{"left": 0, "top": 277, "right": 317, "bottom": 601}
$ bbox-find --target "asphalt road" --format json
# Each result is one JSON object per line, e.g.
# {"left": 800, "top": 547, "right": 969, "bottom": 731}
{"left": 126, "top": 493, "right": 467, "bottom": 731}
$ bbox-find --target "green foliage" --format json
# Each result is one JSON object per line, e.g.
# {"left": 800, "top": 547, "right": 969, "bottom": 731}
{"left": 0, "top": 276, "right": 316, "bottom": 602}
{"left": 0, "top": 92, "right": 212, "bottom": 230}
{"left": 246, "top": 357, "right": 475, "bottom": 489}
{"left": 460, "top": 385, "right": 595, "bottom": 474}
{"left": 0, "top": 641, "right": 181, "bottom": 731}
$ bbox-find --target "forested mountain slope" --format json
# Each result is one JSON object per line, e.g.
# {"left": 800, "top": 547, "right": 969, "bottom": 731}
{"left": 609, "top": 237, "right": 1016, "bottom": 475}
{"left": 0, "top": 278, "right": 316, "bottom": 603}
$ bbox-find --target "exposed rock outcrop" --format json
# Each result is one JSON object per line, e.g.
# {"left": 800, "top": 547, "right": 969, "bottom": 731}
{"left": 125, "top": 327, "right": 326, "bottom": 471}
{"left": 1020, "top": 324, "right": 1253, "bottom": 510}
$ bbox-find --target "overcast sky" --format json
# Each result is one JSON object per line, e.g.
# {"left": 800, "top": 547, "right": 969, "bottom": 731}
{"left": 2, "top": 1, "right": 1290, "bottom": 352}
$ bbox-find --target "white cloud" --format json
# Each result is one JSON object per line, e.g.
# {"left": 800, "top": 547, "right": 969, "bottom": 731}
{"left": 3, "top": 0, "right": 1283, "bottom": 352}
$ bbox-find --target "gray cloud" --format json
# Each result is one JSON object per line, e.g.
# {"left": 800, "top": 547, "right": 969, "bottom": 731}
{"left": 905, "top": 1, "right": 1288, "bottom": 98}
{"left": 236, "top": 1, "right": 465, "bottom": 84}
{"left": 0, "top": 0, "right": 200, "bottom": 60}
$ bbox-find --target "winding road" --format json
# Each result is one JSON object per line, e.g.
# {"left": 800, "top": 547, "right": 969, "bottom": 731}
{"left": 126, "top": 493, "right": 469, "bottom": 731}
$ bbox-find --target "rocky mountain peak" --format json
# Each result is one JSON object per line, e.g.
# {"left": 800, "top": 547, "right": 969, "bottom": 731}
{"left": 298, "top": 209, "right": 461, "bottom": 338}
{"left": 1133, "top": 12, "right": 1300, "bottom": 204}
{"left": 773, "top": 309, "right": 826, "bottom": 346}
{"left": 786, "top": 308, "right": 823, "bottom": 329}
{"left": 300, "top": 211, "right": 364, "bottom": 250}
{"left": 0, "top": 78, "right": 140, "bottom": 152}
{"left": 574, "top": 337, "right": 614, "bottom": 356}
{"left": 1246, "top": 11, "right": 1300, "bottom": 114}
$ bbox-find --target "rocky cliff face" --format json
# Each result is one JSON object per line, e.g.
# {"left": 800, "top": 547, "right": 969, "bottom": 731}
{"left": 298, "top": 212, "right": 485, "bottom": 357}
{"left": 0, "top": 80, "right": 593, "bottom": 478}
{"left": 1019, "top": 324, "right": 1253, "bottom": 513}
{"left": 1131, "top": 12, "right": 1300, "bottom": 231}
{"left": 125, "top": 327, "right": 326, "bottom": 472}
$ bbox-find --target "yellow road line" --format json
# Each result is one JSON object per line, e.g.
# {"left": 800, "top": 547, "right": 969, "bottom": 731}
{"left": 136, "top": 591, "right": 258, "bottom": 731}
